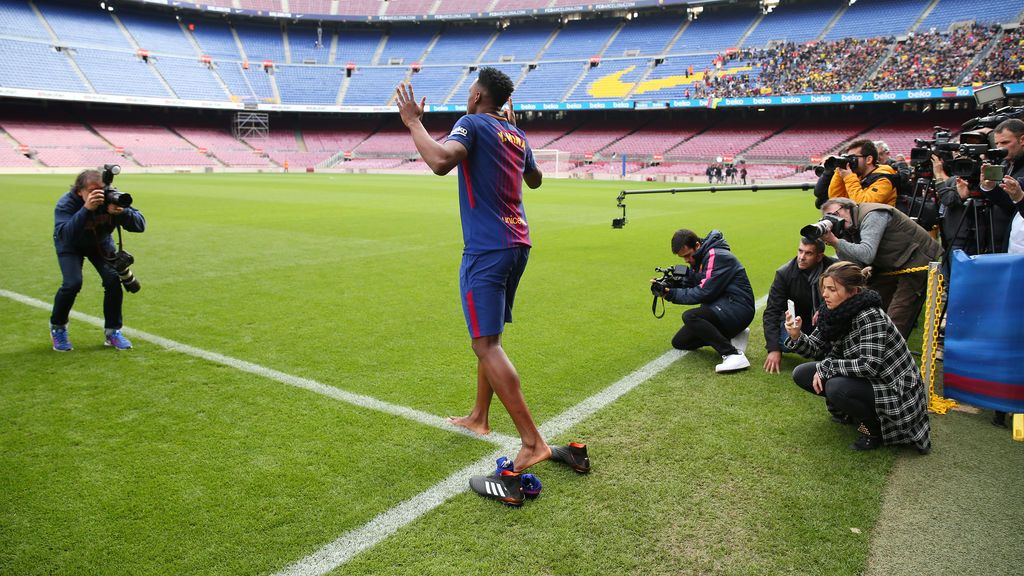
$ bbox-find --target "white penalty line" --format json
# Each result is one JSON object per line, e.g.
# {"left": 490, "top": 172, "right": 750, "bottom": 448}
{"left": 275, "top": 294, "right": 768, "bottom": 576}
{"left": 0, "top": 288, "right": 516, "bottom": 447}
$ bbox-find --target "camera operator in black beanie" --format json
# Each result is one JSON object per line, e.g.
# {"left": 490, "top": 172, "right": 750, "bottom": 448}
{"left": 49, "top": 169, "right": 145, "bottom": 351}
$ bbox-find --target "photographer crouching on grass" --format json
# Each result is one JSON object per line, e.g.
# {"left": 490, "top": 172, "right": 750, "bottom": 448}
{"left": 811, "top": 197, "right": 941, "bottom": 340}
{"left": 50, "top": 167, "right": 145, "bottom": 351}
{"left": 651, "top": 229, "right": 755, "bottom": 374}
{"left": 785, "top": 261, "right": 930, "bottom": 453}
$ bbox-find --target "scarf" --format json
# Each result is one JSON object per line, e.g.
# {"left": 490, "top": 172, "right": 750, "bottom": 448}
{"left": 815, "top": 289, "right": 884, "bottom": 351}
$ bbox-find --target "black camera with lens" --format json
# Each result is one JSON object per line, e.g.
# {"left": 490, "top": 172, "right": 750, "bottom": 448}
{"left": 800, "top": 214, "right": 846, "bottom": 240}
{"left": 651, "top": 265, "right": 690, "bottom": 297}
{"left": 108, "top": 249, "right": 141, "bottom": 293}
{"left": 813, "top": 154, "right": 859, "bottom": 177}
{"left": 947, "top": 145, "right": 1008, "bottom": 187}
{"left": 102, "top": 164, "right": 133, "bottom": 208}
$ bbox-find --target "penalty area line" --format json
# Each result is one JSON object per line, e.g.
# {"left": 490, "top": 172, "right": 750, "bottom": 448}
{"left": 0, "top": 288, "right": 516, "bottom": 447}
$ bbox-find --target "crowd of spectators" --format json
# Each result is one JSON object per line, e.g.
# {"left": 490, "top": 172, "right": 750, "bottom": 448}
{"left": 972, "top": 24, "right": 1024, "bottom": 84}
{"left": 697, "top": 23, "right": 1021, "bottom": 98}
{"left": 864, "top": 25, "right": 999, "bottom": 90}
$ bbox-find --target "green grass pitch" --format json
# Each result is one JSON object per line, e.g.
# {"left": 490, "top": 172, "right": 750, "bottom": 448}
{"left": 2, "top": 173, "right": 1021, "bottom": 575}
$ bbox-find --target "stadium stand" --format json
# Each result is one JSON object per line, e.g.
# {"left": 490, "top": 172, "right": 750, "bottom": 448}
{"left": 1, "top": 0, "right": 1022, "bottom": 178}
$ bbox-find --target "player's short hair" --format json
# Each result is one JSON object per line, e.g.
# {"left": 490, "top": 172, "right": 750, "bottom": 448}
{"left": 477, "top": 67, "right": 514, "bottom": 108}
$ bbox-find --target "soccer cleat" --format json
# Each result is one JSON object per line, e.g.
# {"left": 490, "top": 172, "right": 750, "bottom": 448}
{"left": 51, "top": 328, "right": 73, "bottom": 352}
{"left": 494, "top": 456, "right": 514, "bottom": 475}
{"left": 469, "top": 470, "right": 524, "bottom": 507}
{"left": 104, "top": 330, "right": 133, "bottom": 350}
{"left": 730, "top": 327, "right": 750, "bottom": 355}
{"left": 520, "top": 473, "right": 542, "bottom": 499}
{"left": 715, "top": 353, "right": 750, "bottom": 373}
{"left": 549, "top": 442, "right": 591, "bottom": 474}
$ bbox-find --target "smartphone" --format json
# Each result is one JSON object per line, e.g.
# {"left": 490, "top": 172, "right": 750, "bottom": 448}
{"left": 982, "top": 164, "right": 1004, "bottom": 181}
{"left": 786, "top": 299, "right": 796, "bottom": 324}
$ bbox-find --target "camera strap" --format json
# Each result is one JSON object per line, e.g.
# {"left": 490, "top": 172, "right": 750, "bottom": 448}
{"left": 115, "top": 224, "right": 125, "bottom": 254}
{"left": 652, "top": 295, "right": 667, "bottom": 319}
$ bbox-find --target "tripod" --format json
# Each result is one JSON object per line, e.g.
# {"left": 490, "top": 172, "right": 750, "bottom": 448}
{"left": 940, "top": 193, "right": 1008, "bottom": 427}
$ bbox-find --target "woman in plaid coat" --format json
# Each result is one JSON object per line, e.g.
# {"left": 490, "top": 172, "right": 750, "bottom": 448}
{"left": 784, "top": 261, "right": 931, "bottom": 453}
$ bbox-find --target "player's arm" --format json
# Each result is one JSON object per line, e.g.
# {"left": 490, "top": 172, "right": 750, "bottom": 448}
{"left": 396, "top": 83, "right": 467, "bottom": 175}
{"left": 524, "top": 167, "right": 542, "bottom": 189}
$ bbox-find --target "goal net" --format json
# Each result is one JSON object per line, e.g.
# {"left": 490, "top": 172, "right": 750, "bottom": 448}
{"left": 533, "top": 149, "right": 567, "bottom": 179}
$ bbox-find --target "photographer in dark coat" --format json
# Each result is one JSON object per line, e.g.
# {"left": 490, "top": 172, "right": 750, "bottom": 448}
{"left": 786, "top": 261, "right": 930, "bottom": 453}
{"left": 762, "top": 237, "right": 837, "bottom": 373}
{"left": 50, "top": 169, "right": 145, "bottom": 351}
{"left": 652, "top": 229, "right": 755, "bottom": 373}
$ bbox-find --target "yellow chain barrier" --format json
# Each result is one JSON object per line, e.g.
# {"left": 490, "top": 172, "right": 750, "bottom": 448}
{"left": 921, "top": 265, "right": 957, "bottom": 414}
{"left": 880, "top": 265, "right": 930, "bottom": 276}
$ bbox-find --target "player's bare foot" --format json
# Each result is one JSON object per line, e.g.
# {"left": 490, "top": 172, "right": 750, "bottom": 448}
{"left": 447, "top": 415, "right": 490, "bottom": 435}
{"left": 513, "top": 443, "right": 551, "bottom": 472}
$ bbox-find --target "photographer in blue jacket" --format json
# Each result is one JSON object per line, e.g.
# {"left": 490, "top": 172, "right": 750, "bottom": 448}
{"left": 50, "top": 167, "right": 145, "bottom": 351}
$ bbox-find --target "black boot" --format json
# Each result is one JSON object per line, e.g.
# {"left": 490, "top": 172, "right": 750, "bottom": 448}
{"left": 850, "top": 423, "right": 882, "bottom": 451}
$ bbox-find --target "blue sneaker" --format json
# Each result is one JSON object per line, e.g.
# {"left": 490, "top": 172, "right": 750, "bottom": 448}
{"left": 104, "top": 330, "right": 133, "bottom": 350}
{"left": 51, "top": 328, "right": 73, "bottom": 352}
{"left": 520, "top": 473, "right": 542, "bottom": 499}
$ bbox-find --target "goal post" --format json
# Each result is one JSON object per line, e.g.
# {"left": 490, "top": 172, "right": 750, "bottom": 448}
{"left": 533, "top": 149, "right": 566, "bottom": 179}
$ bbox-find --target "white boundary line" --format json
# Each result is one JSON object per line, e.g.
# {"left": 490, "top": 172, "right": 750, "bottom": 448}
{"left": 0, "top": 289, "right": 516, "bottom": 447}
{"left": 4, "top": 287, "right": 767, "bottom": 575}
{"left": 276, "top": 294, "right": 769, "bottom": 576}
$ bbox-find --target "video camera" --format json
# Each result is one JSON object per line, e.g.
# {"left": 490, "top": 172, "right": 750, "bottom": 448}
{"left": 650, "top": 265, "right": 690, "bottom": 297}
{"left": 102, "top": 164, "right": 132, "bottom": 208}
{"left": 961, "top": 105, "right": 1024, "bottom": 131}
{"left": 650, "top": 265, "right": 692, "bottom": 318}
{"left": 800, "top": 213, "right": 846, "bottom": 240}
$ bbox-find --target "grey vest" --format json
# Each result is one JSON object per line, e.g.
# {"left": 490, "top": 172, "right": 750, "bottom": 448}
{"left": 854, "top": 203, "right": 942, "bottom": 270}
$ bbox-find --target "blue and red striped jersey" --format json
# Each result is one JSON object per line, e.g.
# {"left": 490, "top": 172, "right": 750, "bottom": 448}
{"left": 445, "top": 113, "right": 536, "bottom": 254}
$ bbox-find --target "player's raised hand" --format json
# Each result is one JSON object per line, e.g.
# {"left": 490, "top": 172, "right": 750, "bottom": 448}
{"left": 395, "top": 82, "right": 425, "bottom": 127}
{"left": 504, "top": 97, "right": 516, "bottom": 126}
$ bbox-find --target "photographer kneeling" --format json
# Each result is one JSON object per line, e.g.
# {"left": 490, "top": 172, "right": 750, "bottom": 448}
{"left": 786, "top": 262, "right": 930, "bottom": 453}
{"left": 50, "top": 168, "right": 145, "bottom": 351}
{"left": 652, "top": 229, "right": 755, "bottom": 373}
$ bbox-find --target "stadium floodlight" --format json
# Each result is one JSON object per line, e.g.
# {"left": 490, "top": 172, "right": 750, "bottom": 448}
{"left": 760, "top": 0, "right": 779, "bottom": 14}
{"left": 99, "top": 1, "right": 114, "bottom": 11}
{"left": 687, "top": 6, "right": 703, "bottom": 21}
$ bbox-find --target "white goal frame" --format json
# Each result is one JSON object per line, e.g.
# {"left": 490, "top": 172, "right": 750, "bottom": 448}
{"left": 533, "top": 148, "right": 567, "bottom": 179}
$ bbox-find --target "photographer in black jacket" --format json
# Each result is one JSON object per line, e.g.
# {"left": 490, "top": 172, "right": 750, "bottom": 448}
{"left": 50, "top": 169, "right": 145, "bottom": 351}
{"left": 762, "top": 238, "right": 837, "bottom": 373}
{"left": 652, "top": 229, "right": 755, "bottom": 373}
{"left": 978, "top": 119, "right": 1024, "bottom": 250}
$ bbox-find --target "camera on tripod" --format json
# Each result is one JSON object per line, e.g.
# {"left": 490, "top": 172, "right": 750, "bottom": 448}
{"left": 102, "top": 164, "right": 133, "bottom": 208}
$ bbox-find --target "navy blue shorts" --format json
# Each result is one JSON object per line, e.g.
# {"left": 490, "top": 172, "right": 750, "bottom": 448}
{"left": 459, "top": 247, "right": 530, "bottom": 338}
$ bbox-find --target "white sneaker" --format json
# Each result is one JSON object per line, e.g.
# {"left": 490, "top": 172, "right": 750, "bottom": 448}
{"left": 730, "top": 328, "right": 750, "bottom": 355}
{"left": 715, "top": 353, "right": 750, "bottom": 373}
